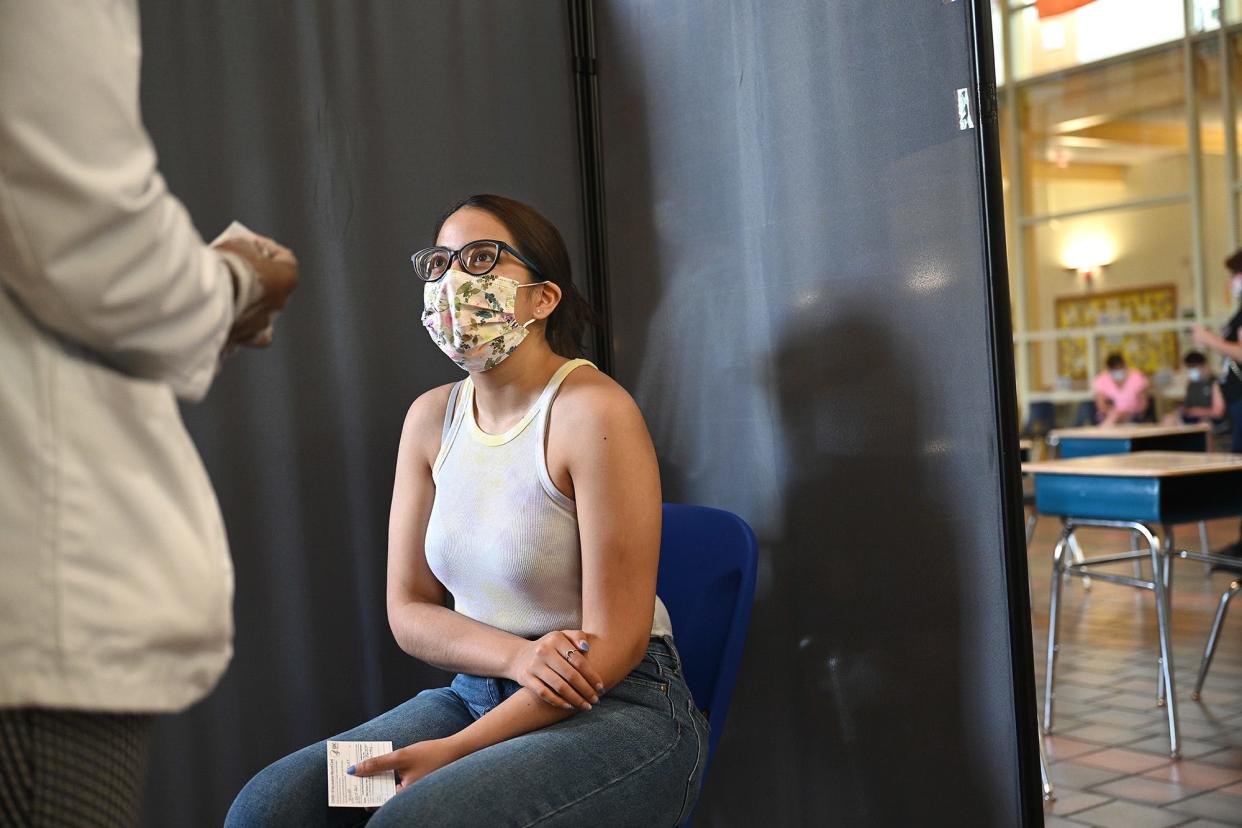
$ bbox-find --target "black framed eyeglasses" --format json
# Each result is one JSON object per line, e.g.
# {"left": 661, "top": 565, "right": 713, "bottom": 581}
{"left": 410, "top": 239, "right": 544, "bottom": 283}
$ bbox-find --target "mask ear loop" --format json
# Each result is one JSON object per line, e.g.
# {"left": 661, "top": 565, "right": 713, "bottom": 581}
{"left": 517, "top": 280, "right": 552, "bottom": 330}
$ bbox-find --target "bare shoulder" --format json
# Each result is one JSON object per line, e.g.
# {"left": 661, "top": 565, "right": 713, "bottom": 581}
{"left": 401, "top": 381, "right": 461, "bottom": 462}
{"left": 554, "top": 364, "right": 648, "bottom": 434}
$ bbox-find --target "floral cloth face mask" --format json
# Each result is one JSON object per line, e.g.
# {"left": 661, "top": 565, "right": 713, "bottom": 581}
{"left": 422, "top": 269, "right": 546, "bottom": 372}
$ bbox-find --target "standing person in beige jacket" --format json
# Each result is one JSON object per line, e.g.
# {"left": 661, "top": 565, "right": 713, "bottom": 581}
{"left": 0, "top": 2, "right": 299, "bottom": 825}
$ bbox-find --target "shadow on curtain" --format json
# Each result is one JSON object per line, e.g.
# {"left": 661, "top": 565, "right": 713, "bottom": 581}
{"left": 594, "top": 1, "right": 1030, "bottom": 823}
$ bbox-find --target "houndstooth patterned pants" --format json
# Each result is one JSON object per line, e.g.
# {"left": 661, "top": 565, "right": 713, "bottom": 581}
{"left": 0, "top": 709, "right": 153, "bottom": 828}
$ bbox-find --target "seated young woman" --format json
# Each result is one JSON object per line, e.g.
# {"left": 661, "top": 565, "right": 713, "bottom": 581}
{"left": 225, "top": 194, "right": 708, "bottom": 827}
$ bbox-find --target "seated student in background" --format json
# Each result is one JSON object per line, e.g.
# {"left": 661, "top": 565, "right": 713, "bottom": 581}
{"left": 1161, "top": 350, "right": 1225, "bottom": 426}
{"left": 1093, "top": 353, "right": 1150, "bottom": 426}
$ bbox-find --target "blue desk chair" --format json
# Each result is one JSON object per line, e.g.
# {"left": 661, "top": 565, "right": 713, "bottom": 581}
{"left": 656, "top": 503, "right": 758, "bottom": 776}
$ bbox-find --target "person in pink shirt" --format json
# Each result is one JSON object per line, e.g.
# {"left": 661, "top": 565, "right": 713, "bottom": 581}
{"left": 1092, "top": 353, "right": 1151, "bottom": 425}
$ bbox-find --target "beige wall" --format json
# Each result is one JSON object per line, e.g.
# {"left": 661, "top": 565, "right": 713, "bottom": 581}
{"left": 1022, "top": 153, "right": 1235, "bottom": 388}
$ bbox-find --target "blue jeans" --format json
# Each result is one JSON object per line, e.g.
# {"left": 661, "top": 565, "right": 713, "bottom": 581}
{"left": 225, "top": 636, "right": 708, "bottom": 827}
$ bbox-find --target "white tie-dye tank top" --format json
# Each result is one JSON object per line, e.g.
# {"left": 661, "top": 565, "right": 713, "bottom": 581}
{"left": 424, "top": 359, "right": 673, "bottom": 640}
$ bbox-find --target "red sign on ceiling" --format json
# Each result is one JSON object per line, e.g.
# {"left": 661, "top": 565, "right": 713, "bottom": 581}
{"left": 1036, "top": 0, "right": 1098, "bottom": 18}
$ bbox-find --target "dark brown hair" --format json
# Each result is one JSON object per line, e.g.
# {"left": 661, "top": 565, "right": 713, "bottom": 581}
{"left": 434, "top": 194, "right": 597, "bottom": 359}
{"left": 1105, "top": 352, "right": 1126, "bottom": 370}
{"left": 1226, "top": 249, "right": 1242, "bottom": 275}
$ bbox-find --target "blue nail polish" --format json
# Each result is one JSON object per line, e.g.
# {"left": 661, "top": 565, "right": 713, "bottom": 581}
{"left": 346, "top": 765, "right": 356, "bottom": 775}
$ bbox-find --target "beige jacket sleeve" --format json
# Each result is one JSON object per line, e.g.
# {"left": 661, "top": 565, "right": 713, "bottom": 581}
{"left": 0, "top": 0, "right": 236, "bottom": 401}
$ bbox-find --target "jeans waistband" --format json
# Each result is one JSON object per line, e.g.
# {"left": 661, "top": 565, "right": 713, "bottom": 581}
{"left": 645, "top": 634, "right": 680, "bottom": 667}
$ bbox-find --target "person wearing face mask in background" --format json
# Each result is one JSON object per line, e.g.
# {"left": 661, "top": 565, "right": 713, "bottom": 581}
{"left": 1193, "top": 250, "right": 1242, "bottom": 451}
{"left": 1092, "top": 352, "right": 1151, "bottom": 426}
{"left": 1192, "top": 248, "right": 1242, "bottom": 561}
{"left": 226, "top": 194, "right": 707, "bottom": 827}
{"left": 1161, "top": 351, "right": 1226, "bottom": 426}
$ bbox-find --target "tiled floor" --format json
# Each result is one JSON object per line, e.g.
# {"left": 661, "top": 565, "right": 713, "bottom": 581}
{"left": 1029, "top": 517, "right": 1242, "bottom": 827}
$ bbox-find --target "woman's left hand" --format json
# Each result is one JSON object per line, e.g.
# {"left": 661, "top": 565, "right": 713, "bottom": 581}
{"left": 349, "top": 738, "right": 461, "bottom": 793}
{"left": 1193, "top": 324, "right": 1217, "bottom": 347}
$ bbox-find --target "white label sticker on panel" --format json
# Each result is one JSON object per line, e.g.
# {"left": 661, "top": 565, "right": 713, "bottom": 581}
{"left": 956, "top": 87, "right": 975, "bottom": 131}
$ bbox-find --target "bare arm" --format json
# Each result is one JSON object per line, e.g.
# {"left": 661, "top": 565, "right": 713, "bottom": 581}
{"left": 358, "top": 374, "right": 663, "bottom": 784}
{"left": 430, "top": 378, "right": 662, "bottom": 750}
{"left": 386, "top": 384, "right": 606, "bottom": 711}
{"left": 1125, "top": 390, "right": 1150, "bottom": 423}
{"left": 1194, "top": 326, "right": 1242, "bottom": 363}
{"left": 384, "top": 386, "right": 529, "bottom": 678}
{"left": 1211, "top": 382, "right": 1227, "bottom": 419}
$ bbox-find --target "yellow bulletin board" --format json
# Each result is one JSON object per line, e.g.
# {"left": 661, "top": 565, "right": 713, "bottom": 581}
{"left": 1054, "top": 285, "right": 1179, "bottom": 382}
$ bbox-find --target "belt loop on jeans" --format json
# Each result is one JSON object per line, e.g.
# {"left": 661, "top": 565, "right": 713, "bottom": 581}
{"left": 661, "top": 634, "right": 679, "bottom": 670}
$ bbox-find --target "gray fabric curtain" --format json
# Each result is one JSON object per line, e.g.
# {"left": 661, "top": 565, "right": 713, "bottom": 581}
{"left": 135, "top": 2, "right": 585, "bottom": 824}
{"left": 129, "top": 1, "right": 1032, "bottom": 825}
{"left": 595, "top": 2, "right": 1031, "bottom": 824}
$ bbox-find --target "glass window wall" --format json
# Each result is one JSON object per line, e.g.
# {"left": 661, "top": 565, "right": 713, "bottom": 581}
{"left": 993, "top": 1, "right": 1242, "bottom": 411}
{"left": 1019, "top": 49, "right": 1188, "bottom": 217}
{"left": 1012, "top": 0, "right": 1184, "bottom": 79}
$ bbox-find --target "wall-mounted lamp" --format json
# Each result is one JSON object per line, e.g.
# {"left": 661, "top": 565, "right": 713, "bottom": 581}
{"left": 1061, "top": 235, "right": 1114, "bottom": 288}
{"left": 1068, "top": 264, "right": 1105, "bottom": 285}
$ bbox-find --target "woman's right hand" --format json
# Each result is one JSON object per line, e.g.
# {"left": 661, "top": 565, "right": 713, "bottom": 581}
{"left": 508, "top": 630, "right": 604, "bottom": 711}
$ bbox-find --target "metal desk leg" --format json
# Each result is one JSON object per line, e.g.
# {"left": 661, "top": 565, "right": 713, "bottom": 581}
{"left": 1132, "top": 529, "right": 1143, "bottom": 579}
{"left": 1199, "top": 521, "right": 1212, "bottom": 578}
{"left": 1038, "top": 730, "right": 1054, "bottom": 801}
{"left": 1043, "top": 527, "right": 1070, "bottom": 734}
{"left": 1027, "top": 573, "right": 1055, "bottom": 801}
{"left": 1026, "top": 512, "right": 1038, "bottom": 547}
{"left": 1158, "top": 526, "right": 1176, "bottom": 707}
{"left": 1192, "top": 578, "right": 1241, "bottom": 700}
{"left": 1141, "top": 523, "right": 1180, "bottom": 758}
{"left": 1068, "top": 533, "right": 1091, "bottom": 590}
{"left": 1165, "top": 524, "right": 1175, "bottom": 616}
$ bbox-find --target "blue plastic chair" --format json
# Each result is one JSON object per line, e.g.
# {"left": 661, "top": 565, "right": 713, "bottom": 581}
{"left": 656, "top": 503, "right": 758, "bottom": 774}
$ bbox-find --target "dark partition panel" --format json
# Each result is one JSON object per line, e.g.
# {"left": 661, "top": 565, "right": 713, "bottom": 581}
{"left": 595, "top": 1, "right": 1038, "bottom": 824}
{"left": 135, "top": 2, "right": 584, "bottom": 824}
